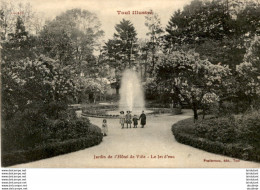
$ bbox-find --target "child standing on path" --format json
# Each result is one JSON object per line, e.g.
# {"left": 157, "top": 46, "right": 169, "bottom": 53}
{"left": 102, "top": 119, "right": 108, "bottom": 136}
{"left": 125, "top": 111, "right": 132, "bottom": 128}
{"left": 132, "top": 115, "right": 138, "bottom": 128}
{"left": 119, "top": 111, "right": 125, "bottom": 129}
{"left": 139, "top": 111, "right": 146, "bottom": 128}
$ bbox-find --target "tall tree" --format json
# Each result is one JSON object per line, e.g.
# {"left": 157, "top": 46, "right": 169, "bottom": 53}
{"left": 1, "top": 16, "right": 37, "bottom": 62}
{"left": 102, "top": 19, "right": 138, "bottom": 94}
{"left": 145, "top": 10, "right": 164, "bottom": 72}
{"left": 113, "top": 19, "right": 138, "bottom": 69}
{"left": 137, "top": 39, "right": 150, "bottom": 80}
{"left": 39, "top": 9, "right": 104, "bottom": 75}
{"left": 0, "top": 9, "right": 5, "bottom": 40}
{"left": 164, "top": 0, "right": 260, "bottom": 69}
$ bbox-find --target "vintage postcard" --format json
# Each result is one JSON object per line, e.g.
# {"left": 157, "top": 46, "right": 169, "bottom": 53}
{"left": 1, "top": 0, "right": 260, "bottom": 168}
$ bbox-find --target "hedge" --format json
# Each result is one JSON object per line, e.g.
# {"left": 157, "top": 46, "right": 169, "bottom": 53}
{"left": 2, "top": 134, "right": 103, "bottom": 167}
{"left": 172, "top": 118, "right": 260, "bottom": 163}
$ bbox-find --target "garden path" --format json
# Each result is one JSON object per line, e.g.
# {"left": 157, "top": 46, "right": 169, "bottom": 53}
{"left": 13, "top": 110, "right": 260, "bottom": 168}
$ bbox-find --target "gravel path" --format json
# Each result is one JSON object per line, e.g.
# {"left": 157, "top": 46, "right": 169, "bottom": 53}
{"left": 13, "top": 110, "right": 260, "bottom": 168}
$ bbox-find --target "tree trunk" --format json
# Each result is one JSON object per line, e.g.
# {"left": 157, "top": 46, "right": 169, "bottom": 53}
{"left": 202, "top": 106, "right": 205, "bottom": 119}
{"left": 115, "top": 67, "right": 120, "bottom": 95}
{"left": 193, "top": 103, "right": 198, "bottom": 122}
{"left": 152, "top": 53, "right": 155, "bottom": 71}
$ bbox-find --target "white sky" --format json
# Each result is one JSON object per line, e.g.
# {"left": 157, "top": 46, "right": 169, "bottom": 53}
{"left": 26, "top": 0, "right": 192, "bottom": 41}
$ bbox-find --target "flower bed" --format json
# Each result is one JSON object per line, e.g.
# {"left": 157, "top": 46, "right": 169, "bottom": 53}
{"left": 149, "top": 108, "right": 182, "bottom": 114}
{"left": 81, "top": 112, "right": 119, "bottom": 118}
{"left": 81, "top": 107, "right": 182, "bottom": 118}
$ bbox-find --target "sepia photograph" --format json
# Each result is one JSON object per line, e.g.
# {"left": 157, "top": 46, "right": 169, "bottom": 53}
{"left": 1, "top": 0, "right": 260, "bottom": 169}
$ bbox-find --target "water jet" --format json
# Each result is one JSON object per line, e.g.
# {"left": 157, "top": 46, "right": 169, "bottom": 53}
{"left": 119, "top": 69, "right": 145, "bottom": 114}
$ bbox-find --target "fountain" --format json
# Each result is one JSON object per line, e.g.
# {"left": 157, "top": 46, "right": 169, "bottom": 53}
{"left": 119, "top": 69, "right": 145, "bottom": 114}
{"left": 81, "top": 68, "right": 152, "bottom": 118}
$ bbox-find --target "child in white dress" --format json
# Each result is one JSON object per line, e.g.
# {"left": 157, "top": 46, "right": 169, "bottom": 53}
{"left": 102, "top": 119, "right": 108, "bottom": 136}
{"left": 119, "top": 111, "right": 125, "bottom": 129}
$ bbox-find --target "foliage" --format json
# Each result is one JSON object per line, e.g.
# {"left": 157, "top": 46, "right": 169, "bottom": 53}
{"left": 103, "top": 19, "right": 138, "bottom": 70}
{"left": 2, "top": 110, "right": 101, "bottom": 153}
{"left": 73, "top": 76, "right": 112, "bottom": 103}
{"left": 137, "top": 39, "right": 150, "bottom": 80}
{"left": 237, "top": 109, "right": 260, "bottom": 145}
{"left": 218, "top": 101, "right": 238, "bottom": 115}
{"left": 144, "top": 10, "right": 164, "bottom": 73}
{"left": 75, "top": 77, "right": 110, "bottom": 94}
{"left": 39, "top": 8, "right": 104, "bottom": 75}
{"left": 166, "top": 0, "right": 232, "bottom": 45}
{"left": 0, "top": 0, "right": 45, "bottom": 38}
{"left": 41, "top": 101, "right": 69, "bottom": 120}
{"left": 1, "top": 55, "right": 77, "bottom": 119}
{"left": 195, "top": 117, "right": 237, "bottom": 143}
{"left": 155, "top": 51, "right": 231, "bottom": 119}
{"left": 2, "top": 135, "right": 103, "bottom": 167}
{"left": 173, "top": 126, "right": 259, "bottom": 162}
{"left": 101, "top": 19, "right": 138, "bottom": 94}
{"left": 172, "top": 111, "right": 260, "bottom": 162}
{"left": 143, "top": 78, "right": 159, "bottom": 99}
{"left": 1, "top": 16, "right": 38, "bottom": 62}
{"left": 2, "top": 108, "right": 49, "bottom": 151}
{"left": 165, "top": 0, "right": 260, "bottom": 69}
{"left": 235, "top": 35, "right": 260, "bottom": 103}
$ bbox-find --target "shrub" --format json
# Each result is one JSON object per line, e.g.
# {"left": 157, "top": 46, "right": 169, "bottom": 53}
{"left": 2, "top": 112, "right": 103, "bottom": 166}
{"left": 171, "top": 118, "right": 195, "bottom": 135}
{"left": 219, "top": 101, "right": 236, "bottom": 115}
{"left": 2, "top": 108, "right": 48, "bottom": 152}
{"left": 195, "top": 117, "right": 237, "bottom": 143}
{"left": 2, "top": 108, "right": 97, "bottom": 153}
{"left": 41, "top": 101, "right": 68, "bottom": 119}
{"left": 2, "top": 134, "right": 103, "bottom": 167}
{"left": 238, "top": 109, "right": 260, "bottom": 145}
{"left": 172, "top": 130, "right": 259, "bottom": 162}
{"left": 172, "top": 110, "right": 260, "bottom": 162}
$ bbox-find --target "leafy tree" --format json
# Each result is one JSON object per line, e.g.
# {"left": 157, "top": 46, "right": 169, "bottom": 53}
{"left": 40, "top": 27, "right": 74, "bottom": 65}
{"left": 39, "top": 9, "right": 104, "bottom": 75}
{"left": 165, "top": 0, "right": 260, "bottom": 69}
{"left": 155, "top": 51, "right": 231, "bottom": 121}
{"left": 235, "top": 35, "right": 260, "bottom": 106}
{"left": 236, "top": 1, "right": 260, "bottom": 37}
{"left": 74, "top": 76, "right": 110, "bottom": 103}
{"left": 165, "top": 0, "right": 232, "bottom": 46}
{"left": 1, "top": 55, "right": 77, "bottom": 120}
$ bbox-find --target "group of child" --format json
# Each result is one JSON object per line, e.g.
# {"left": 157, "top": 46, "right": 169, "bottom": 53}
{"left": 101, "top": 110, "right": 147, "bottom": 136}
{"left": 119, "top": 110, "right": 146, "bottom": 129}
